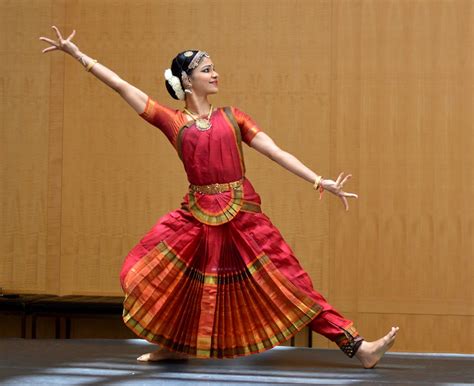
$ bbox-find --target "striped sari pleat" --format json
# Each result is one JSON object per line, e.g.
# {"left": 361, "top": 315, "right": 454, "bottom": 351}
{"left": 174, "top": 269, "right": 195, "bottom": 353}
{"left": 229, "top": 271, "right": 243, "bottom": 352}
{"left": 182, "top": 266, "right": 203, "bottom": 353}
{"left": 168, "top": 267, "right": 199, "bottom": 352}
{"left": 241, "top": 265, "right": 278, "bottom": 351}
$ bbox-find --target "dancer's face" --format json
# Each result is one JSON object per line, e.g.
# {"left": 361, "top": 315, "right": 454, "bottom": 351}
{"left": 188, "top": 57, "right": 219, "bottom": 96}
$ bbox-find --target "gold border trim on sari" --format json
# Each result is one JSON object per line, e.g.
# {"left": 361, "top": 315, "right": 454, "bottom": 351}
{"left": 222, "top": 107, "right": 246, "bottom": 175}
{"left": 188, "top": 184, "right": 244, "bottom": 226}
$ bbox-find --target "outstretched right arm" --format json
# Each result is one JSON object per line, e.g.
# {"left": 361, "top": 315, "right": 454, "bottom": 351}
{"left": 39, "top": 26, "right": 146, "bottom": 114}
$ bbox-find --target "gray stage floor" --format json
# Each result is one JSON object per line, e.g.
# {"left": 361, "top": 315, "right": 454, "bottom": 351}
{"left": 0, "top": 339, "right": 472, "bottom": 385}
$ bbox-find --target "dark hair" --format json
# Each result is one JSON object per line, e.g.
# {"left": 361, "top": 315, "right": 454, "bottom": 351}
{"left": 165, "top": 50, "right": 200, "bottom": 100}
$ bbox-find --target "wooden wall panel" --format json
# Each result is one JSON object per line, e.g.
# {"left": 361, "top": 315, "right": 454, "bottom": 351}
{"left": 0, "top": 0, "right": 65, "bottom": 293}
{"left": 1, "top": 0, "right": 472, "bottom": 353}
{"left": 328, "top": 0, "right": 473, "bottom": 309}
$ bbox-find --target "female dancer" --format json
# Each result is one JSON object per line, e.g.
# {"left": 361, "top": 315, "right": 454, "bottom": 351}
{"left": 39, "top": 26, "right": 398, "bottom": 368}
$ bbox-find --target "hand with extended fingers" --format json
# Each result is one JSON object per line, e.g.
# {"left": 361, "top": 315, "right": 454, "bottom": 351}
{"left": 39, "top": 26, "right": 80, "bottom": 57}
{"left": 318, "top": 172, "right": 358, "bottom": 211}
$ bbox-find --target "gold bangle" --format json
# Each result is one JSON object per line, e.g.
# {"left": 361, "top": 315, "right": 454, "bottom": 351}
{"left": 313, "top": 175, "right": 322, "bottom": 190}
{"left": 86, "top": 59, "right": 98, "bottom": 72}
{"left": 313, "top": 176, "right": 325, "bottom": 201}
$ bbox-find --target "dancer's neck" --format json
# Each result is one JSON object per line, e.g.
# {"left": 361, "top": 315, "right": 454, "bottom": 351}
{"left": 184, "top": 95, "right": 212, "bottom": 116}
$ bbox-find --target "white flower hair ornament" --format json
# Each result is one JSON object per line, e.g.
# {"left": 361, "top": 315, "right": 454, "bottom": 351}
{"left": 164, "top": 69, "right": 185, "bottom": 100}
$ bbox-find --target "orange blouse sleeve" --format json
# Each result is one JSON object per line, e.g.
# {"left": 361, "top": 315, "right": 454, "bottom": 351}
{"left": 231, "top": 106, "right": 263, "bottom": 146}
{"left": 138, "top": 96, "right": 185, "bottom": 149}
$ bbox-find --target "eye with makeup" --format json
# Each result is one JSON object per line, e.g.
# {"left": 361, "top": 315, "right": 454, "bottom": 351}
{"left": 202, "top": 66, "right": 216, "bottom": 73}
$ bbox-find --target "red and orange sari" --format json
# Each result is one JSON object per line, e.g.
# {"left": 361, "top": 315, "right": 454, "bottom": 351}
{"left": 120, "top": 97, "right": 360, "bottom": 359}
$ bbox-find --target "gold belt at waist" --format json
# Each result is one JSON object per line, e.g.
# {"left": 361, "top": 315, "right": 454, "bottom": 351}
{"left": 189, "top": 178, "right": 244, "bottom": 195}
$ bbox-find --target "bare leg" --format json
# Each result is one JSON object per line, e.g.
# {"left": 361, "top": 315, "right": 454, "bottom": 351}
{"left": 137, "top": 346, "right": 189, "bottom": 362}
{"left": 355, "top": 326, "right": 399, "bottom": 369}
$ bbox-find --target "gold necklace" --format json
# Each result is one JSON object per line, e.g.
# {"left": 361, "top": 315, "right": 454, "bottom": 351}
{"left": 183, "top": 105, "right": 214, "bottom": 131}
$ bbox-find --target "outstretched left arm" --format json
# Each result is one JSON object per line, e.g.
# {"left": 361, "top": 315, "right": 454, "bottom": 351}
{"left": 249, "top": 132, "right": 358, "bottom": 211}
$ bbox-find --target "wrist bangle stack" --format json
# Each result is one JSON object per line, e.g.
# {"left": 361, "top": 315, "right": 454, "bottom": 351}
{"left": 313, "top": 176, "right": 325, "bottom": 200}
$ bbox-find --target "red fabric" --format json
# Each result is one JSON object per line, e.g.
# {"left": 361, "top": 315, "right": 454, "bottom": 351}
{"left": 232, "top": 106, "right": 262, "bottom": 145}
{"left": 138, "top": 97, "right": 262, "bottom": 153}
{"left": 138, "top": 96, "right": 187, "bottom": 149}
{"left": 121, "top": 206, "right": 322, "bottom": 358}
{"left": 119, "top": 203, "right": 358, "bottom": 347}
{"left": 121, "top": 96, "right": 359, "bottom": 356}
{"left": 179, "top": 109, "right": 248, "bottom": 184}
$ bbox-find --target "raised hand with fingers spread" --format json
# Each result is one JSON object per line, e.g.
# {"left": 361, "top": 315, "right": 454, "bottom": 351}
{"left": 39, "top": 26, "right": 80, "bottom": 57}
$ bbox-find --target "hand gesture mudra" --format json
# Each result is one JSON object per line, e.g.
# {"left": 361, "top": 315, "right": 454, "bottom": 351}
{"left": 39, "top": 26, "right": 79, "bottom": 57}
{"left": 319, "top": 172, "right": 358, "bottom": 211}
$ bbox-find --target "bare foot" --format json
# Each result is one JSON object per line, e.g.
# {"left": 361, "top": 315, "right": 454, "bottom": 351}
{"left": 355, "top": 326, "right": 399, "bottom": 369}
{"left": 137, "top": 347, "right": 189, "bottom": 362}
